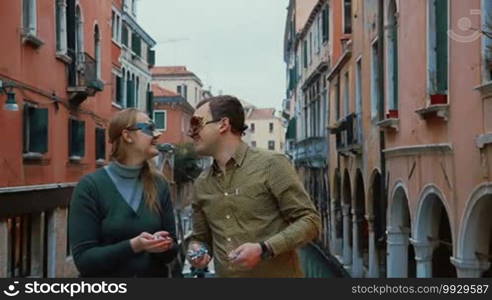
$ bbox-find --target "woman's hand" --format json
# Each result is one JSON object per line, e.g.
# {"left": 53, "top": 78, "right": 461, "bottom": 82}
{"left": 130, "top": 232, "right": 173, "bottom": 253}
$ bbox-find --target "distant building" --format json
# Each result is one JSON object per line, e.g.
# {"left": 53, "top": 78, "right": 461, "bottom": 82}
{"left": 245, "top": 108, "right": 286, "bottom": 153}
{"left": 151, "top": 84, "right": 194, "bottom": 145}
{"left": 151, "top": 66, "right": 204, "bottom": 108}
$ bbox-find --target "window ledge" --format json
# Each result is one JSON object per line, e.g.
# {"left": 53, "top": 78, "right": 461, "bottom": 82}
{"left": 376, "top": 118, "right": 399, "bottom": 131}
{"left": 476, "top": 133, "right": 492, "bottom": 149}
{"left": 69, "top": 156, "right": 83, "bottom": 163}
{"left": 23, "top": 152, "right": 44, "bottom": 160}
{"left": 112, "top": 102, "right": 123, "bottom": 109}
{"left": 415, "top": 104, "right": 449, "bottom": 121}
{"left": 96, "top": 159, "right": 106, "bottom": 167}
{"left": 56, "top": 52, "right": 72, "bottom": 64}
{"left": 474, "top": 81, "right": 492, "bottom": 98}
{"left": 22, "top": 32, "right": 44, "bottom": 48}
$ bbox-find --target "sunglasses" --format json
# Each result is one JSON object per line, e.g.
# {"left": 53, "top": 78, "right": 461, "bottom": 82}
{"left": 188, "top": 116, "right": 222, "bottom": 137}
{"left": 126, "top": 122, "right": 157, "bottom": 137}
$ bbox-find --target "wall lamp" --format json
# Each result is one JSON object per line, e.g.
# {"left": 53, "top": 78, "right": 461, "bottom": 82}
{"left": 0, "top": 80, "right": 19, "bottom": 111}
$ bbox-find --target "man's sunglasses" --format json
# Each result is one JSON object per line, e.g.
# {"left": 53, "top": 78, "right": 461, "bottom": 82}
{"left": 126, "top": 122, "right": 157, "bottom": 137}
{"left": 188, "top": 116, "right": 221, "bottom": 137}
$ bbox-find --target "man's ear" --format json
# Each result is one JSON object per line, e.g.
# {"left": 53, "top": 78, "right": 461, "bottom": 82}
{"left": 218, "top": 118, "right": 230, "bottom": 134}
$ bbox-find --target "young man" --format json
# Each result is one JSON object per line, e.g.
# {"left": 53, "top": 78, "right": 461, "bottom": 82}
{"left": 186, "top": 95, "right": 321, "bottom": 277}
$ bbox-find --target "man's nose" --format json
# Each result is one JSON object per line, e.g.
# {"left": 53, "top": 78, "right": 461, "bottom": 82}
{"left": 153, "top": 130, "right": 162, "bottom": 139}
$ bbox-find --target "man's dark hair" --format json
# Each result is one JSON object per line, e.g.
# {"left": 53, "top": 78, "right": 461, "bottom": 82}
{"left": 196, "top": 95, "right": 248, "bottom": 135}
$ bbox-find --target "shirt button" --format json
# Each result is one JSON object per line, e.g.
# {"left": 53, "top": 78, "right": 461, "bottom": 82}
{"left": 226, "top": 215, "right": 231, "bottom": 219}
{"left": 227, "top": 238, "right": 232, "bottom": 242}
{"left": 224, "top": 192, "right": 229, "bottom": 196}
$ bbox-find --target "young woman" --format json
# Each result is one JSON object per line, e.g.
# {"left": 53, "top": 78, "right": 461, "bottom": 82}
{"left": 69, "top": 108, "right": 177, "bottom": 277}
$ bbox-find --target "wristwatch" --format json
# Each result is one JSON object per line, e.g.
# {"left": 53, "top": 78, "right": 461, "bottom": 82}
{"left": 259, "top": 241, "right": 273, "bottom": 260}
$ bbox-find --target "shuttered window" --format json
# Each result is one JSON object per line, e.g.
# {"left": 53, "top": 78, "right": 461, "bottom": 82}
{"left": 23, "top": 105, "right": 48, "bottom": 154}
{"left": 69, "top": 119, "right": 85, "bottom": 158}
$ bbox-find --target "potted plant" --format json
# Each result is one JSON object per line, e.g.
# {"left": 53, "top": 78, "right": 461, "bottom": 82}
{"left": 386, "top": 109, "right": 399, "bottom": 119}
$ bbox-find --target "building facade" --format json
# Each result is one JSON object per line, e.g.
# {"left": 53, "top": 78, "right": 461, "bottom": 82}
{"left": 245, "top": 108, "right": 286, "bottom": 153}
{"left": 151, "top": 84, "right": 194, "bottom": 145}
{"left": 285, "top": 0, "right": 492, "bottom": 278}
{"left": 0, "top": 0, "right": 155, "bottom": 278}
{"left": 151, "top": 66, "right": 204, "bottom": 108}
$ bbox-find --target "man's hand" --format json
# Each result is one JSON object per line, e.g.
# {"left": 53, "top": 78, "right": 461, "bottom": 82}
{"left": 228, "top": 243, "right": 262, "bottom": 270}
{"left": 187, "top": 242, "right": 211, "bottom": 269}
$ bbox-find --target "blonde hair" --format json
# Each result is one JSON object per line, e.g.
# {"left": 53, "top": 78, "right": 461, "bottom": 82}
{"left": 108, "top": 108, "right": 162, "bottom": 214}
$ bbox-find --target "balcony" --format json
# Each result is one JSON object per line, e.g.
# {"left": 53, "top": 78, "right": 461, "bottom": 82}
{"left": 67, "top": 52, "right": 104, "bottom": 106}
{"left": 293, "top": 136, "right": 328, "bottom": 168}
{"left": 331, "top": 113, "right": 363, "bottom": 156}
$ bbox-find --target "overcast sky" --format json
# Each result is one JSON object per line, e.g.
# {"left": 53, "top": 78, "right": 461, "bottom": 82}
{"left": 138, "top": 0, "right": 288, "bottom": 110}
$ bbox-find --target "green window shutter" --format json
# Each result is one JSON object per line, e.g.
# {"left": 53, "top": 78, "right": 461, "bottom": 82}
{"left": 95, "top": 128, "right": 105, "bottom": 160}
{"left": 116, "top": 76, "right": 122, "bottom": 105}
{"left": 322, "top": 7, "right": 329, "bottom": 42}
{"left": 154, "top": 112, "right": 165, "bottom": 130}
{"left": 23, "top": 105, "right": 30, "bottom": 153}
{"left": 122, "top": 25, "right": 128, "bottom": 46}
{"left": 147, "top": 91, "right": 154, "bottom": 117}
{"left": 70, "top": 119, "right": 85, "bottom": 157}
{"left": 148, "top": 49, "right": 155, "bottom": 66}
{"left": 303, "top": 40, "right": 308, "bottom": 68}
{"left": 127, "top": 80, "right": 135, "bottom": 108}
{"left": 30, "top": 108, "right": 49, "bottom": 153}
{"left": 132, "top": 32, "right": 141, "bottom": 56}
{"left": 435, "top": 0, "right": 448, "bottom": 93}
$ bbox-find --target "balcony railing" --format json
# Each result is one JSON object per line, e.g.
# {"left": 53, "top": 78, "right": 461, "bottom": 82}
{"left": 67, "top": 52, "right": 104, "bottom": 105}
{"left": 333, "top": 113, "right": 363, "bottom": 155}
{"left": 293, "top": 136, "right": 329, "bottom": 167}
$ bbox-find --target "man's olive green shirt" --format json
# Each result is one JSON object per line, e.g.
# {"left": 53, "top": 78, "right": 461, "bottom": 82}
{"left": 190, "top": 142, "right": 321, "bottom": 277}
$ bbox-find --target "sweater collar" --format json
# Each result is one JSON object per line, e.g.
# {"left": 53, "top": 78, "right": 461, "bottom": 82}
{"left": 108, "top": 160, "right": 143, "bottom": 179}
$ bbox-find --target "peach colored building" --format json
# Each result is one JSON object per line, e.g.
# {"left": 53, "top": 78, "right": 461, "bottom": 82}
{"left": 245, "top": 108, "right": 286, "bottom": 153}
{"left": 151, "top": 84, "right": 194, "bottom": 146}
{"left": 286, "top": 0, "right": 492, "bottom": 278}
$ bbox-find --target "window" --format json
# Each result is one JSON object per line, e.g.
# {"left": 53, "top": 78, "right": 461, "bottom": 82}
{"left": 309, "top": 32, "right": 313, "bottom": 65}
{"left": 132, "top": 32, "right": 142, "bottom": 57}
{"left": 482, "top": 0, "right": 492, "bottom": 82}
{"left": 127, "top": 74, "right": 135, "bottom": 108}
{"left": 23, "top": 0, "right": 37, "bottom": 36}
{"left": 344, "top": 72, "right": 350, "bottom": 116}
{"left": 183, "top": 85, "right": 188, "bottom": 100}
{"left": 23, "top": 105, "right": 48, "bottom": 154}
{"left": 111, "top": 11, "right": 116, "bottom": 40}
{"left": 177, "top": 85, "right": 182, "bottom": 95}
{"left": 95, "top": 127, "right": 106, "bottom": 161}
{"left": 251, "top": 141, "right": 257, "bottom": 148}
{"left": 322, "top": 6, "right": 330, "bottom": 42}
{"left": 250, "top": 123, "right": 255, "bottom": 132}
{"left": 387, "top": 0, "right": 399, "bottom": 109}
{"left": 135, "top": 77, "right": 140, "bottom": 109}
{"left": 343, "top": 0, "right": 352, "bottom": 34}
{"left": 115, "top": 75, "right": 123, "bottom": 105}
{"left": 268, "top": 141, "right": 275, "bottom": 151}
{"left": 111, "top": 11, "right": 121, "bottom": 43}
{"left": 335, "top": 79, "right": 340, "bottom": 121}
{"left": 69, "top": 119, "right": 85, "bottom": 159}
{"left": 56, "top": 0, "right": 67, "bottom": 53}
{"left": 269, "top": 123, "right": 274, "bottom": 133}
{"left": 94, "top": 25, "right": 101, "bottom": 79}
{"left": 371, "top": 41, "right": 381, "bottom": 119}
{"left": 122, "top": 25, "right": 128, "bottom": 47}
{"left": 356, "top": 59, "right": 362, "bottom": 115}
{"left": 154, "top": 110, "right": 167, "bottom": 131}
{"left": 303, "top": 40, "right": 308, "bottom": 69}
{"left": 428, "top": 0, "right": 448, "bottom": 95}
{"left": 148, "top": 48, "right": 155, "bottom": 66}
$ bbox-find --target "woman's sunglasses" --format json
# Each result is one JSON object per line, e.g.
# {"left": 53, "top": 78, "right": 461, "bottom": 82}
{"left": 126, "top": 122, "right": 157, "bottom": 137}
{"left": 188, "top": 116, "right": 221, "bottom": 137}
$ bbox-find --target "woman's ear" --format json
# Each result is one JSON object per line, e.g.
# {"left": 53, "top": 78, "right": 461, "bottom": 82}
{"left": 121, "top": 129, "right": 133, "bottom": 143}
